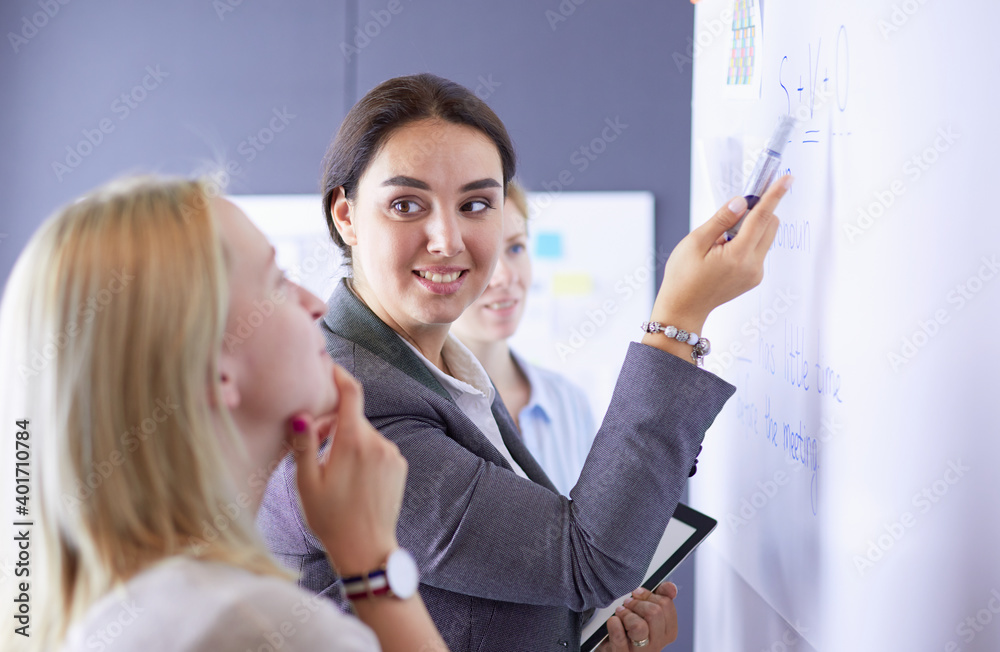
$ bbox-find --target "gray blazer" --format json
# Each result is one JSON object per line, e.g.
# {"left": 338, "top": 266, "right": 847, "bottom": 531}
{"left": 257, "top": 279, "right": 735, "bottom": 651}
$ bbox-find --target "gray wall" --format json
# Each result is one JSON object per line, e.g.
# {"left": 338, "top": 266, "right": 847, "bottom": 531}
{"left": 0, "top": 1, "right": 700, "bottom": 649}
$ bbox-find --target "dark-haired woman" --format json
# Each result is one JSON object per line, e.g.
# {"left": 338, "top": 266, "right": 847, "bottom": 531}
{"left": 258, "top": 73, "right": 790, "bottom": 651}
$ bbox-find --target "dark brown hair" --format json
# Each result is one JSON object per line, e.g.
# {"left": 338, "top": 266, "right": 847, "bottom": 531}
{"left": 320, "top": 73, "right": 517, "bottom": 266}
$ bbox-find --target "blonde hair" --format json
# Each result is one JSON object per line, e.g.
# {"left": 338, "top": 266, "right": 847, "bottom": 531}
{"left": 506, "top": 179, "right": 529, "bottom": 225}
{"left": 0, "top": 176, "right": 289, "bottom": 650}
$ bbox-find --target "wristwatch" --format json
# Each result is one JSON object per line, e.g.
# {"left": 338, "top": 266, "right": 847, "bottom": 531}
{"left": 341, "top": 549, "right": 420, "bottom": 601}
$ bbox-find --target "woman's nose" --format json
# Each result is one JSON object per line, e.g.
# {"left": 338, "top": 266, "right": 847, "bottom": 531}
{"left": 297, "top": 282, "right": 326, "bottom": 319}
{"left": 489, "top": 255, "right": 516, "bottom": 289}
{"left": 426, "top": 210, "right": 465, "bottom": 258}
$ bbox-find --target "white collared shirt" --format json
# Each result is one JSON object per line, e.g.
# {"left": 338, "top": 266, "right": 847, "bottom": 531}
{"left": 399, "top": 334, "right": 529, "bottom": 479}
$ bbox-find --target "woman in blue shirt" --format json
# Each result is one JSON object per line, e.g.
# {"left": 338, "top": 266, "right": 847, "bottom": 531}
{"left": 451, "top": 181, "right": 596, "bottom": 497}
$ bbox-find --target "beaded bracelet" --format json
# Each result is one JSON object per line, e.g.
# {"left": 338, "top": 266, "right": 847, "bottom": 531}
{"left": 641, "top": 321, "right": 712, "bottom": 366}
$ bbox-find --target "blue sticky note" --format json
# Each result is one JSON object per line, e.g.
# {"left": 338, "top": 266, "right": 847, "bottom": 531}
{"left": 535, "top": 232, "right": 563, "bottom": 259}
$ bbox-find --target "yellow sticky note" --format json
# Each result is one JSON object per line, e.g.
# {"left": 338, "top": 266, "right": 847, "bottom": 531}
{"left": 551, "top": 273, "right": 593, "bottom": 296}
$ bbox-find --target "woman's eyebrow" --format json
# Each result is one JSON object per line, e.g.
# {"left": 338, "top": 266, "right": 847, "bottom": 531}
{"left": 460, "top": 179, "right": 502, "bottom": 192}
{"left": 381, "top": 175, "right": 430, "bottom": 190}
{"left": 380, "top": 176, "right": 502, "bottom": 193}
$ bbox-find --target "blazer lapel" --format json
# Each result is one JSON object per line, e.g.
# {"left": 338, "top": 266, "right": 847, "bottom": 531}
{"left": 321, "top": 279, "right": 451, "bottom": 401}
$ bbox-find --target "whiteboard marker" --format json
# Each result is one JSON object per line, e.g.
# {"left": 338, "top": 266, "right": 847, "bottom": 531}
{"left": 725, "top": 115, "right": 797, "bottom": 241}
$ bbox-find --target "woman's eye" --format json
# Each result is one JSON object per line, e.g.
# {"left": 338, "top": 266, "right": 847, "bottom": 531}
{"left": 509, "top": 243, "right": 526, "bottom": 255}
{"left": 392, "top": 200, "right": 420, "bottom": 214}
{"left": 461, "top": 200, "right": 491, "bottom": 213}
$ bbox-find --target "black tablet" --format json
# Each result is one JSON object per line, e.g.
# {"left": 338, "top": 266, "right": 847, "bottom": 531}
{"left": 581, "top": 503, "right": 717, "bottom": 651}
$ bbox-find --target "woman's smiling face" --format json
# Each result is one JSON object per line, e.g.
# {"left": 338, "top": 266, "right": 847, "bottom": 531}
{"left": 333, "top": 118, "right": 505, "bottom": 339}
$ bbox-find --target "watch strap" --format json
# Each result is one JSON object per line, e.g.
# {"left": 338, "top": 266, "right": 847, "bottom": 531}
{"left": 343, "top": 568, "right": 392, "bottom": 600}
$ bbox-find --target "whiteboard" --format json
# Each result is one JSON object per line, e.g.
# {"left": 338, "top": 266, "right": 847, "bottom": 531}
{"left": 689, "top": 1, "right": 1000, "bottom": 651}
{"left": 230, "top": 192, "right": 654, "bottom": 423}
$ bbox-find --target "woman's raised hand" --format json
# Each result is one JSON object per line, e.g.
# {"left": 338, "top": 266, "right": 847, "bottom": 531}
{"left": 286, "top": 364, "right": 408, "bottom": 576}
{"left": 652, "top": 176, "right": 792, "bottom": 330}
{"left": 642, "top": 177, "right": 791, "bottom": 362}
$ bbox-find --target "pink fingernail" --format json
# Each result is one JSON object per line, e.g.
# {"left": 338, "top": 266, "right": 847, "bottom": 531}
{"left": 292, "top": 417, "right": 307, "bottom": 433}
{"left": 728, "top": 196, "right": 747, "bottom": 214}
{"left": 623, "top": 597, "right": 635, "bottom": 607}
{"left": 783, "top": 176, "right": 795, "bottom": 190}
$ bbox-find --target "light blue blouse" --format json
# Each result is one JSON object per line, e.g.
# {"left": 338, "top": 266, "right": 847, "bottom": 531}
{"left": 511, "top": 350, "right": 598, "bottom": 496}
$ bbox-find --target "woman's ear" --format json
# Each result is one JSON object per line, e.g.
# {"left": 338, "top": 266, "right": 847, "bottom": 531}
{"left": 331, "top": 187, "right": 358, "bottom": 246}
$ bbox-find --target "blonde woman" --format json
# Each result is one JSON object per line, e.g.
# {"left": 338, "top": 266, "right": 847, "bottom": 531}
{"left": 0, "top": 176, "right": 446, "bottom": 652}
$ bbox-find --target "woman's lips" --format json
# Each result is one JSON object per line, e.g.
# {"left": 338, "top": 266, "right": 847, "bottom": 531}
{"left": 413, "top": 269, "right": 467, "bottom": 295}
{"left": 480, "top": 297, "right": 520, "bottom": 317}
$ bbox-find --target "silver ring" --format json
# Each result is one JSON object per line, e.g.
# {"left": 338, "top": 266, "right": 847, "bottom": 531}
{"left": 632, "top": 638, "right": 650, "bottom": 648}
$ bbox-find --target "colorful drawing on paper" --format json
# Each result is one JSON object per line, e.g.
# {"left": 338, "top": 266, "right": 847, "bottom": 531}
{"left": 727, "top": 0, "right": 757, "bottom": 86}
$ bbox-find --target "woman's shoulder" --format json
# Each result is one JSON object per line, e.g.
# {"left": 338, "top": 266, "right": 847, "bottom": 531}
{"left": 62, "top": 556, "right": 379, "bottom": 652}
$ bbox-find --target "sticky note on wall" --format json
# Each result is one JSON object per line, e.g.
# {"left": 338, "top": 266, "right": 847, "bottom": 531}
{"left": 534, "top": 232, "right": 563, "bottom": 259}
{"left": 551, "top": 273, "right": 594, "bottom": 296}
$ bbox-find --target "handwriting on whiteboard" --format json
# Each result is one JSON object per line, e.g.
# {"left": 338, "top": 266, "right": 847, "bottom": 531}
{"left": 777, "top": 25, "right": 851, "bottom": 145}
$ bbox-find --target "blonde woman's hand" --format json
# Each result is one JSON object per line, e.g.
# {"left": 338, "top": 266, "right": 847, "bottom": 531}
{"left": 597, "top": 582, "right": 680, "bottom": 652}
{"left": 649, "top": 176, "right": 792, "bottom": 335}
{"left": 286, "top": 364, "right": 408, "bottom": 576}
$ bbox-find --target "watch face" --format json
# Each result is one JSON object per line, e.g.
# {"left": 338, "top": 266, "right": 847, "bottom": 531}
{"left": 386, "top": 549, "right": 420, "bottom": 599}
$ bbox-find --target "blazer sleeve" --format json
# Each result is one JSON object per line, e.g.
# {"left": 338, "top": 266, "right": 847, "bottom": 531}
{"left": 365, "top": 342, "right": 734, "bottom": 612}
